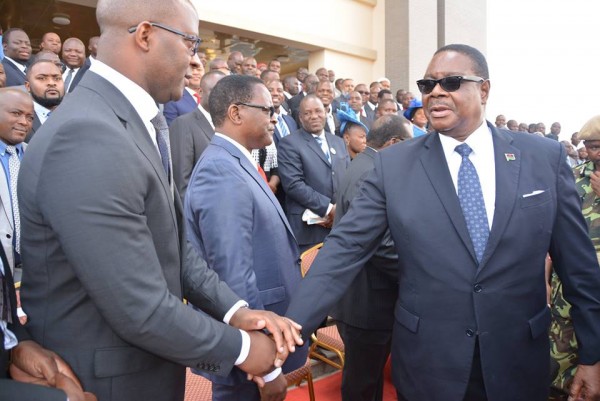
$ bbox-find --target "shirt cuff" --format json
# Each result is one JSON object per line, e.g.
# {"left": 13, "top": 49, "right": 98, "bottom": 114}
{"left": 223, "top": 300, "right": 249, "bottom": 324}
{"left": 262, "top": 367, "right": 282, "bottom": 383}
{"left": 324, "top": 203, "right": 334, "bottom": 218}
{"left": 234, "top": 329, "right": 251, "bottom": 365}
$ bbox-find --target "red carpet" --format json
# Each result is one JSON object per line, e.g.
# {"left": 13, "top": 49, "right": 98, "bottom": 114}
{"left": 287, "top": 359, "right": 398, "bottom": 401}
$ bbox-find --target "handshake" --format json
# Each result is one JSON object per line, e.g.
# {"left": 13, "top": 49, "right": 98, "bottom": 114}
{"left": 228, "top": 307, "right": 304, "bottom": 385}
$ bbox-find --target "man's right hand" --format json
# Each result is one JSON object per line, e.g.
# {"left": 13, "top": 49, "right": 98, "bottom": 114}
{"left": 237, "top": 331, "right": 277, "bottom": 378}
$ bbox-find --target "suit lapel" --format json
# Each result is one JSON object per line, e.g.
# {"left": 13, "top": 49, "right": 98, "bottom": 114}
{"left": 194, "top": 110, "right": 214, "bottom": 142}
{"left": 420, "top": 134, "right": 476, "bottom": 262}
{"left": 213, "top": 136, "right": 296, "bottom": 240}
{"left": 79, "top": 72, "right": 177, "bottom": 229}
{"left": 303, "top": 130, "right": 330, "bottom": 166}
{"left": 478, "top": 126, "right": 520, "bottom": 270}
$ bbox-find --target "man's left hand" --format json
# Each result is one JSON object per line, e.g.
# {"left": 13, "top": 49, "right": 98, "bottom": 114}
{"left": 259, "top": 372, "right": 287, "bottom": 401}
{"left": 229, "top": 308, "right": 303, "bottom": 361}
{"left": 10, "top": 340, "right": 81, "bottom": 388}
{"left": 569, "top": 361, "right": 600, "bottom": 401}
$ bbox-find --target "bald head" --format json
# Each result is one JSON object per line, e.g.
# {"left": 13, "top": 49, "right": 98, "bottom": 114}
{"left": 199, "top": 71, "right": 225, "bottom": 110}
{"left": 0, "top": 88, "right": 34, "bottom": 145}
{"left": 94, "top": 0, "right": 198, "bottom": 103}
{"left": 96, "top": 0, "right": 195, "bottom": 33}
{"left": 368, "top": 114, "right": 412, "bottom": 149}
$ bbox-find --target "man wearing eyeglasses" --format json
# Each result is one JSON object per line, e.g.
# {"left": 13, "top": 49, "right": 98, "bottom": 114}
{"left": 285, "top": 43, "right": 600, "bottom": 401}
{"left": 184, "top": 74, "right": 307, "bottom": 401}
{"left": 17, "top": 1, "right": 302, "bottom": 401}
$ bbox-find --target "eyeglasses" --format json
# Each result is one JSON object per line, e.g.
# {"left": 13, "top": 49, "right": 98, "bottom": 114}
{"left": 235, "top": 102, "right": 275, "bottom": 117}
{"left": 416, "top": 75, "right": 485, "bottom": 95}
{"left": 128, "top": 22, "right": 202, "bottom": 56}
{"left": 357, "top": 91, "right": 369, "bottom": 95}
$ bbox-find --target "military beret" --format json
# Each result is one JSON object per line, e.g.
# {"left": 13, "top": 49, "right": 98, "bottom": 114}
{"left": 578, "top": 115, "right": 600, "bottom": 141}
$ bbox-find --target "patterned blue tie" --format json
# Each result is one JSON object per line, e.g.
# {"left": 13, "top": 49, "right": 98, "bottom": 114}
{"left": 315, "top": 135, "right": 331, "bottom": 163}
{"left": 277, "top": 115, "right": 290, "bottom": 137}
{"left": 455, "top": 143, "right": 489, "bottom": 263}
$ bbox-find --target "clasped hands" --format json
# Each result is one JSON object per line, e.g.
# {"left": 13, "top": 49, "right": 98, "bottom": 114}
{"left": 10, "top": 340, "right": 97, "bottom": 401}
{"left": 229, "top": 307, "right": 303, "bottom": 386}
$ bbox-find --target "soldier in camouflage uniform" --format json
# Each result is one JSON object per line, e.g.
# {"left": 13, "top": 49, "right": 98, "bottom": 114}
{"left": 549, "top": 115, "right": 600, "bottom": 400}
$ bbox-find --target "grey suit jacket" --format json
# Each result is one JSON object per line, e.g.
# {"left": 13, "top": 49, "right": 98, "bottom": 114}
{"left": 19, "top": 71, "right": 244, "bottom": 401}
{"left": 287, "top": 124, "right": 600, "bottom": 401}
{"left": 277, "top": 128, "right": 349, "bottom": 247}
{"left": 169, "top": 107, "right": 215, "bottom": 202}
{"left": 330, "top": 147, "right": 398, "bottom": 330}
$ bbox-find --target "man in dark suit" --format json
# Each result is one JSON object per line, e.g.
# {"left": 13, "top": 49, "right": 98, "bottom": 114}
{"left": 278, "top": 94, "right": 349, "bottom": 251}
{"left": 286, "top": 44, "right": 600, "bottom": 401}
{"left": 170, "top": 70, "right": 224, "bottom": 201}
{"left": 184, "top": 74, "right": 307, "bottom": 401}
{"left": 163, "top": 53, "right": 203, "bottom": 125}
{"left": 332, "top": 114, "right": 411, "bottom": 401}
{"left": 288, "top": 74, "right": 319, "bottom": 124}
{"left": 267, "top": 79, "right": 297, "bottom": 147}
{"left": 24, "top": 60, "right": 65, "bottom": 143}
{"left": 1, "top": 28, "right": 31, "bottom": 87}
{"left": 61, "top": 38, "right": 87, "bottom": 93}
{"left": 18, "top": 1, "right": 302, "bottom": 400}
{"left": 0, "top": 90, "right": 95, "bottom": 401}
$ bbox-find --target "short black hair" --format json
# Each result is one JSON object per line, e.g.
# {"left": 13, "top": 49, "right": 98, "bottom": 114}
{"left": 377, "top": 89, "right": 392, "bottom": 100}
{"left": 25, "top": 59, "right": 62, "bottom": 80}
{"left": 209, "top": 75, "right": 264, "bottom": 128}
{"left": 2, "top": 28, "right": 26, "bottom": 44}
{"left": 434, "top": 44, "right": 489, "bottom": 79}
{"left": 368, "top": 115, "right": 412, "bottom": 148}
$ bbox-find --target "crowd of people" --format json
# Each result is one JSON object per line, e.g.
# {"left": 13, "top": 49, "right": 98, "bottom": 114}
{"left": 1, "top": 1, "right": 600, "bottom": 401}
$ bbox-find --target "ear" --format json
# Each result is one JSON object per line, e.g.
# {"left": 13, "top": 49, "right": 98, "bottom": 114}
{"left": 228, "top": 104, "right": 243, "bottom": 126}
{"left": 480, "top": 79, "right": 490, "bottom": 106}
{"left": 24, "top": 81, "right": 31, "bottom": 93}
{"left": 132, "top": 22, "right": 152, "bottom": 53}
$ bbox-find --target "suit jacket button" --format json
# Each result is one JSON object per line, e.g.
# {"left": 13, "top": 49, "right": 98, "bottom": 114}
{"left": 474, "top": 284, "right": 483, "bottom": 293}
{"left": 5, "top": 234, "right": 10, "bottom": 239}
{"left": 466, "top": 329, "right": 475, "bottom": 337}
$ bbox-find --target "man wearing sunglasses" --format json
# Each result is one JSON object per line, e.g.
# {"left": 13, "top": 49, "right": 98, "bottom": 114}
{"left": 286, "top": 43, "right": 600, "bottom": 401}
{"left": 17, "top": 1, "right": 302, "bottom": 401}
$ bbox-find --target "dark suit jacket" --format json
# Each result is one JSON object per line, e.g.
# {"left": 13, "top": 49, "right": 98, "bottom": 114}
{"left": 277, "top": 128, "right": 349, "bottom": 247}
{"left": 286, "top": 124, "right": 600, "bottom": 401}
{"left": 25, "top": 111, "right": 42, "bottom": 143}
{"left": 0, "top": 380, "right": 68, "bottom": 401}
{"left": 330, "top": 147, "right": 398, "bottom": 330}
{"left": 67, "top": 59, "right": 91, "bottom": 93}
{"left": 365, "top": 102, "right": 377, "bottom": 122}
{"left": 169, "top": 107, "right": 215, "bottom": 202}
{"left": 184, "top": 135, "right": 307, "bottom": 386}
{"left": 19, "top": 71, "right": 245, "bottom": 401}
{"left": 2, "top": 58, "right": 26, "bottom": 87}
{"left": 287, "top": 92, "right": 305, "bottom": 125}
{"left": 164, "top": 90, "right": 197, "bottom": 126}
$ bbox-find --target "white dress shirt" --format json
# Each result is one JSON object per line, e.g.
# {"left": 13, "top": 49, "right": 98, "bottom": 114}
{"left": 198, "top": 104, "right": 214, "bottom": 129}
{"left": 33, "top": 102, "right": 52, "bottom": 125}
{"left": 438, "top": 121, "right": 496, "bottom": 228}
{"left": 3, "top": 56, "right": 26, "bottom": 74}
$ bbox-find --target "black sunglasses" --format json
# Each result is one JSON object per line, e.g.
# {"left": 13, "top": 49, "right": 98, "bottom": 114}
{"left": 416, "top": 75, "right": 485, "bottom": 95}
{"left": 235, "top": 102, "right": 275, "bottom": 117}
{"left": 128, "top": 22, "right": 202, "bottom": 56}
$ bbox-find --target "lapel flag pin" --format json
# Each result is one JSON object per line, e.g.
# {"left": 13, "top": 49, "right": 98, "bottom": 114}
{"left": 505, "top": 153, "right": 515, "bottom": 161}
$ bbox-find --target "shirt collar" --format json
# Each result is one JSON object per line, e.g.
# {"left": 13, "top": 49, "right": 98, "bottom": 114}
{"left": 0, "top": 140, "right": 24, "bottom": 156}
{"left": 438, "top": 120, "right": 491, "bottom": 160}
{"left": 214, "top": 132, "right": 257, "bottom": 170}
{"left": 33, "top": 101, "right": 52, "bottom": 119}
{"left": 89, "top": 59, "right": 159, "bottom": 129}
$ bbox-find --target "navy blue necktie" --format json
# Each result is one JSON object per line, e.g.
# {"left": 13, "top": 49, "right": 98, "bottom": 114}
{"left": 455, "top": 143, "right": 489, "bottom": 263}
